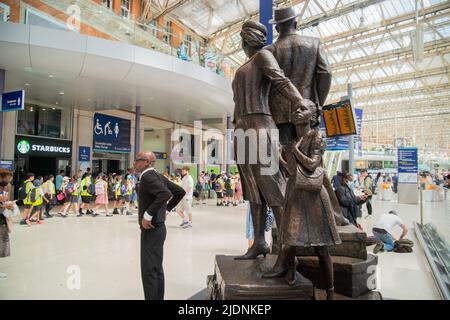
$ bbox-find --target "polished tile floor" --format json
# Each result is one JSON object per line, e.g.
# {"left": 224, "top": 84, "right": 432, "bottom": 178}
{"left": 0, "top": 195, "right": 445, "bottom": 300}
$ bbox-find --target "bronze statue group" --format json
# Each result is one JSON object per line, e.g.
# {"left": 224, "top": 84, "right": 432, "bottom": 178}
{"left": 232, "top": 7, "right": 350, "bottom": 300}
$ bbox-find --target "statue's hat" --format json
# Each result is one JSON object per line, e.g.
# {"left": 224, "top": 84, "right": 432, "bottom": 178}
{"left": 269, "top": 7, "right": 300, "bottom": 25}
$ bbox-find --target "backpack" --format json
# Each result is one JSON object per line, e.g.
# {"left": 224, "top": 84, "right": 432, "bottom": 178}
{"left": 18, "top": 181, "right": 30, "bottom": 201}
{"left": 67, "top": 182, "right": 74, "bottom": 194}
{"left": 88, "top": 179, "right": 96, "bottom": 195}
{"left": 29, "top": 187, "right": 37, "bottom": 203}
{"left": 225, "top": 178, "right": 231, "bottom": 190}
{"left": 95, "top": 181, "right": 105, "bottom": 195}
{"left": 196, "top": 181, "right": 203, "bottom": 191}
{"left": 121, "top": 184, "right": 128, "bottom": 196}
{"left": 393, "top": 242, "right": 413, "bottom": 253}
{"left": 215, "top": 181, "right": 222, "bottom": 192}
{"left": 365, "top": 176, "right": 375, "bottom": 195}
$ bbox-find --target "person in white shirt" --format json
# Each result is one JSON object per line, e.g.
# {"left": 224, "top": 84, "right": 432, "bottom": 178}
{"left": 372, "top": 210, "right": 409, "bottom": 253}
{"left": 177, "top": 166, "right": 194, "bottom": 229}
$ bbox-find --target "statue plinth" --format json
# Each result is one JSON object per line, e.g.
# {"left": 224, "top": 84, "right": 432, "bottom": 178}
{"left": 295, "top": 224, "right": 368, "bottom": 260}
{"left": 297, "top": 254, "right": 380, "bottom": 298}
{"left": 207, "top": 255, "right": 314, "bottom": 300}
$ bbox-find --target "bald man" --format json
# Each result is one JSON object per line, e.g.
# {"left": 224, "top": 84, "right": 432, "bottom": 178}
{"left": 134, "top": 151, "right": 185, "bottom": 300}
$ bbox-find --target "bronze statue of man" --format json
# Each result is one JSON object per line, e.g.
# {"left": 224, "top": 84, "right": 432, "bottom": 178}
{"left": 263, "top": 6, "right": 349, "bottom": 279}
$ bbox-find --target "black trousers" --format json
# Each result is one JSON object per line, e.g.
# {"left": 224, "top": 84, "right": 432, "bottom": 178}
{"left": 44, "top": 194, "right": 54, "bottom": 214}
{"left": 366, "top": 198, "right": 372, "bottom": 215}
{"left": 140, "top": 224, "right": 166, "bottom": 300}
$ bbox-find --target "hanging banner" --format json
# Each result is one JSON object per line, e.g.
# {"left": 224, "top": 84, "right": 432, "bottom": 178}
{"left": 93, "top": 113, "right": 131, "bottom": 153}
{"left": 397, "top": 148, "right": 418, "bottom": 184}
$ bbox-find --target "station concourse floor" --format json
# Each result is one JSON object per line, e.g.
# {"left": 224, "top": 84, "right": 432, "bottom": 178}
{"left": 0, "top": 194, "right": 445, "bottom": 300}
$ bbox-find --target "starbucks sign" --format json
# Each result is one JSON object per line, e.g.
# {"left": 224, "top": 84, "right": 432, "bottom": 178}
{"left": 17, "top": 140, "right": 30, "bottom": 154}
{"left": 15, "top": 135, "right": 72, "bottom": 157}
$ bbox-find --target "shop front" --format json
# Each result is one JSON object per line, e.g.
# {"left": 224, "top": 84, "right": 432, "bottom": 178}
{"left": 92, "top": 112, "right": 131, "bottom": 176}
{"left": 14, "top": 135, "right": 72, "bottom": 181}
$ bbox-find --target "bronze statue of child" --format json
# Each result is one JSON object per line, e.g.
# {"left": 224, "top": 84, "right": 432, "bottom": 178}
{"left": 279, "top": 102, "right": 341, "bottom": 300}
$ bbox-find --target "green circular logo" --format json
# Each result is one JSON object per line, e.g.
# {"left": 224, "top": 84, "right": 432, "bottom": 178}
{"left": 17, "top": 140, "right": 30, "bottom": 154}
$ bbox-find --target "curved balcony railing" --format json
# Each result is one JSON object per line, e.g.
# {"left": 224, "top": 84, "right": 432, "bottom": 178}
{"left": 20, "top": 0, "right": 237, "bottom": 81}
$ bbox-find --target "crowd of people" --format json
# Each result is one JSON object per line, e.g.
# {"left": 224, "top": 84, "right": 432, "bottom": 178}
{"left": 163, "top": 169, "right": 244, "bottom": 207}
{"left": 12, "top": 167, "right": 140, "bottom": 226}
{"left": 3, "top": 166, "right": 245, "bottom": 229}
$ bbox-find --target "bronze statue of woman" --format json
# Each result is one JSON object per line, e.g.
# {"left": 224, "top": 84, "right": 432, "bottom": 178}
{"left": 279, "top": 102, "right": 341, "bottom": 300}
{"left": 232, "top": 21, "right": 304, "bottom": 259}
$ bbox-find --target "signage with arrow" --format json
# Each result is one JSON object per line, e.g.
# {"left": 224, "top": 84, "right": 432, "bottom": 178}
{"left": 1, "top": 89, "right": 25, "bottom": 112}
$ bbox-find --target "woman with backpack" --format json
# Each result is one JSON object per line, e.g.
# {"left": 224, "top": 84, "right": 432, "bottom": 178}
{"left": 58, "top": 175, "right": 80, "bottom": 217}
{"left": 93, "top": 174, "right": 111, "bottom": 217}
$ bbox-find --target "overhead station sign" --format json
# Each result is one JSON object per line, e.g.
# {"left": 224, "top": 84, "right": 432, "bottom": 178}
{"left": 93, "top": 113, "right": 131, "bottom": 153}
{"left": 1, "top": 90, "right": 25, "bottom": 112}
{"left": 322, "top": 99, "right": 357, "bottom": 138}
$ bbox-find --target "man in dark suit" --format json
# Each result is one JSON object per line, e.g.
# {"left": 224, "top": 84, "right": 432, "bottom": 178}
{"left": 134, "top": 151, "right": 185, "bottom": 300}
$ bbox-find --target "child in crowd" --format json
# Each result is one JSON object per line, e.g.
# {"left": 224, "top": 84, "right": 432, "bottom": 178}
{"left": 112, "top": 176, "right": 123, "bottom": 215}
{"left": 58, "top": 175, "right": 80, "bottom": 217}
{"left": 43, "top": 175, "right": 56, "bottom": 218}
{"left": 93, "top": 174, "right": 111, "bottom": 217}
{"left": 215, "top": 175, "right": 224, "bottom": 206}
{"left": 234, "top": 175, "right": 243, "bottom": 205}
{"left": 120, "top": 176, "right": 134, "bottom": 215}
{"left": 29, "top": 178, "right": 45, "bottom": 225}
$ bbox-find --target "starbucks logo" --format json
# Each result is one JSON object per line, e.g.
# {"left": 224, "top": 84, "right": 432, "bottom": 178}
{"left": 17, "top": 140, "right": 30, "bottom": 154}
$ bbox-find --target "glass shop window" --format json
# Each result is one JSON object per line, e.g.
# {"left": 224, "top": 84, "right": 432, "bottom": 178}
{"left": 17, "top": 104, "right": 72, "bottom": 140}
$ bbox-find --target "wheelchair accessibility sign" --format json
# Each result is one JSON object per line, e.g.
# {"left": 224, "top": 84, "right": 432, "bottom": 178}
{"left": 93, "top": 113, "right": 131, "bottom": 153}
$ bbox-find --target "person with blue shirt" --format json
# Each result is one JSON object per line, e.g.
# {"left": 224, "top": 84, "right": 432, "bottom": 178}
{"left": 55, "top": 170, "right": 64, "bottom": 192}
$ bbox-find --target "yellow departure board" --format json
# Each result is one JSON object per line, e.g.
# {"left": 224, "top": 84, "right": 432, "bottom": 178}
{"left": 322, "top": 99, "right": 357, "bottom": 137}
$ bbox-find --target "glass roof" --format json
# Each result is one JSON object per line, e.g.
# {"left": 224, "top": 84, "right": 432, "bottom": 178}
{"left": 165, "top": 0, "right": 450, "bottom": 151}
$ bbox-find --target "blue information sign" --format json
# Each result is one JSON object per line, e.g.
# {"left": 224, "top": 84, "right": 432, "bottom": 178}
{"left": 79, "top": 146, "right": 91, "bottom": 162}
{"left": 93, "top": 113, "right": 131, "bottom": 153}
{"left": 397, "top": 148, "right": 418, "bottom": 184}
{"left": 1, "top": 90, "right": 25, "bottom": 112}
{"left": 0, "top": 160, "right": 14, "bottom": 171}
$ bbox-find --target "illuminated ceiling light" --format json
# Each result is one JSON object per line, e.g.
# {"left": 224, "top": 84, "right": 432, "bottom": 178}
{"left": 49, "top": 74, "right": 54, "bottom": 78}
{"left": 59, "top": 91, "right": 64, "bottom": 96}
{"left": 25, "top": 83, "right": 31, "bottom": 86}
